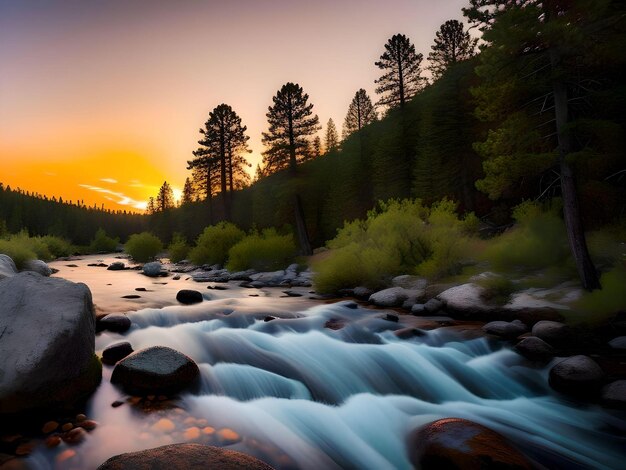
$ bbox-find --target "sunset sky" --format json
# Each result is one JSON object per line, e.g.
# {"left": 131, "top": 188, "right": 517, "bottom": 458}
{"left": 1, "top": 0, "right": 469, "bottom": 212}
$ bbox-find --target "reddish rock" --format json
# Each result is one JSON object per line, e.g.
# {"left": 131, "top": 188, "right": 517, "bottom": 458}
{"left": 97, "top": 443, "right": 274, "bottom": 470}
{"left": 408, "top": 418, "right": 533, "bottom": 470}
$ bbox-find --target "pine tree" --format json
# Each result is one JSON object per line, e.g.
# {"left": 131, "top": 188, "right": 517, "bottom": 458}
{"left": 262, "top": 82, "right": 320, "bottom": 254}
{"left": 262, "top": 82, "right": 320, "bottom": 174}
{"left": 194, "top": 104, "right": 250, "bottom": 218}
{"left": 375, "top": 34, "right": 426, "bottom": 109}
{"left": 313, "top": 136, "right": 322, "bottom": 158}
{"left": 146, "top": 197, "right": 156, "bottom": 214}
{"left": 428, "top": 20, "right": 477, "bottom": 80}
{"left": 324, "top": 118, "right": 339, "bottom": 154}
{"left": 463, "top": 0, "right": 626, "bottom": 290}
{"left": 343, "top": 89, "right": 377, "bottom": 138}
{"left": 181, "top": 177, "right": 194, "bottom": 205}
{"left": 156, "top": 181, "right": 174, "bottom": 212}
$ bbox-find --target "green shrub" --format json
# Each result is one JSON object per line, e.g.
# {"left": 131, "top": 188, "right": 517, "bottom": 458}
{"left": 125, "top": 232, "right": 163, "bottom": 262}
{"left": 8, "top": 231, "right": 52, "bottom": 261}
{"left": 40, "top": 235, "right": 74, "bottom": 258}
{"left": 189, "top": 222, "right": 245, "bottom": 266}
{"left": 571, "top": 266, "right": 626, "bottom": 324}
{"left": 168, "top": 233, "right": 189, "bottom": 263}
{"left": 89, "top": 228, "right": 119, "bottom": 253}
{"left": 227, "top": 228, "right": 297, "bottom": 271}
{"left": 314, "top": 199, "right": 479, "bottom": 293}
{"left": 0, "top": 239, "right": 37, "bottom": 269}
{"left": 482, "top": 201, "right": 571, "bottom": 272}
{"left": 477, "top": 275, "right": 518, "bottom": 305}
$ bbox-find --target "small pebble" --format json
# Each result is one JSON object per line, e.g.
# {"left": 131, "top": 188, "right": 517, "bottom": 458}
{"left": 80, "top": 420, "right": 97, "bottom": 431}
{"left": 56, "top": 449, "right": 76, "bottom": 463}
{"left": 217, "top": 428, "right": 240, "bottom": 444}
{"left": 64, "top": 427, "right": 87, "bottom": 445}
{"left": 15, "top": 442, "right": 35, "bottom": 456}
{"left": 111, "top": 401, "right": 124, "bottom": 408}
{"left": 45, "top": 435, "right": 62, "bottom": 448}
{"left": 202, "top": 426, "right": 216, "bottom": 435}
{"left": 184, "top": 427, "right": 201, "bottom": 440}
{"left": 42, "top": 421, "right": 59, "bottom": 434}
{"left": 158, "top": 395, "right": 168, "bottom": 401}
{"left": 75, "top": 414, "right": 86, "bottom": 423}
{"left": 147, "top": 395, "right": 156, "bottom": 401}
{"left": 151, "top": 418, "right": 176, "bottom": 432}
{"left": 61, "top": 423, "right": 73, "bottom": 432}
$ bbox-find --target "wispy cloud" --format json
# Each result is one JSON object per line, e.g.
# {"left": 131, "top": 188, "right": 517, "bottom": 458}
{"left": 128, "top": 179, "right": 144, "bottom": 188}
{"left": 44, "top": 171, "right": 57, "bottom": 176}
{"left": 100, "top": 178, "right": 118, "bottom": 184}
{"left": 79, "top": 184, "right": 146, "bottom": 210}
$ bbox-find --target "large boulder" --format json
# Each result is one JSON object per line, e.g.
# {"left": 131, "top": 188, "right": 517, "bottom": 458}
{"left": 111, "top": 346, "right": 199, "bottom": 396}
{"left": 97, "top": 444, "right": 274, "bottom": 470}
{"left": 369, "top": 287, "right": 419, "bottom": 308}
{"left": 0, "top": 254, "right": 17, "bottom": 280}
{"left": 21, "top": 259, "right": 52, "bottom": 276}
{"left": 408, "top": 418, "right": 532, "bottom": 469}
{"left": 0, "top": 272, "right": 101, "bottom": 414}
{"left": 437, "top": 283, "right": 492, "bottom": 316}
{"left": 392, "top": 275, "right": 427, "bottom": 291}
{"left": 549, "top": 355, "right": 605, "bottom": 397}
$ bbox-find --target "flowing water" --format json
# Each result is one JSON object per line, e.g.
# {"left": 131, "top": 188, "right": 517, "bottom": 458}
{"left": 25, "top": 256, "right": 626, "bottom": 469}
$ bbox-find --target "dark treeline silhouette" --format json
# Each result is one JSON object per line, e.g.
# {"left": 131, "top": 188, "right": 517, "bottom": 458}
{"left": 0, "top": 183, "right": 146, "bottom": 245}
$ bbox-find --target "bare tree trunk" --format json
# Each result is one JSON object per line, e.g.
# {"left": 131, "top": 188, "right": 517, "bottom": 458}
{"left": 293, "top": 194, "right": 312, "bottom": 256}
{"left": 550, "top": 49, "right": 601, "bottom": 291}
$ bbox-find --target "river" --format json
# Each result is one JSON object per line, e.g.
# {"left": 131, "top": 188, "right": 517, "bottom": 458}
{"left": 24, "top": 255, "right": 626, "bottom": 469}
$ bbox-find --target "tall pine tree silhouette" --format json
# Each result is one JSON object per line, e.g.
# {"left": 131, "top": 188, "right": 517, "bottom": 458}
{"left": 262, "top": 82, "right": 320, "bottom": 254}
{"left": 428, "top": 20, "right": 477, "bottom": 80}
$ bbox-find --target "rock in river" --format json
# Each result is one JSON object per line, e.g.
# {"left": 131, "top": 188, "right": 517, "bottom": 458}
{"left": 408, "top": 417, "right": 532, "bottom": 469}
{"left": 111, "top": 346, "right": 199, "bottom": 396}
{"left": 97, "top": 443, "right": 274, "bottom": 470}
{"left": 107, "top": 261, "right": 125, "bottom": 271}
{"left": 97, "top": 314, "right": 131, "bottom": 333}
{"left": 549, "top": 355, "right": 605, "bottom": 397}
{"left": 0, "top": 272, "right": 101, "bottom": 414}
{"left": 514, "top": 336, "right": 555, "bottom": 361}
{"left": 482, "top": 319, "right": 528, "bottom": 339}
{"left": 176, "top": 289, "right": 204, "bottom": 304}
{"left": 102, "top": 342, "right": 134, "bottom": 365}
{"left": 143, "top": 262, "right": 163, "bottom": 277}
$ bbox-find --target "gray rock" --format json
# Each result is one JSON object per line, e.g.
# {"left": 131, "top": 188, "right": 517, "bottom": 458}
{"left": 97, "top": 314, "right": 131, "bottom": 333}
{"left": 97, "top": 443, "right": 275, "bottom": 470}
{"left": 250, "top": 271, "right": 285, "bottom": 285}
{"left": 0, "top": 272, "right": 101, "bottom": 414}
{"left": 0, "top": 254, "right": 17, "bottom": 280}
{"left": 424, "top": 298, "right": 443, "bottom": 313}
{"left": 531, "top": 320, "right": 573, "bottom": 348}
{"left": 601, "top": 380, "right": 626, "bottom": 409}
{"left": 369, "top": 287, "right": 417, "bottom": 308}
{"left": 437, "top": 283, "right": 492, "bottom": 314}
{"left": 107, "top": 261, "right": 125, "bottom": 271}
{"left": 608, "top": 336, "right": 626, "bottom": 350}
{"left": 411, "top": 303, "right": 427, "bottom": 315}
{"left": 353, "top": 286, "right": 373, "bottom": 300}
{"left": 482, "top": 319, "right": 528, "bottom": 339}
{"left": 22, "top": 259, "right": 52, "bottom": 276}
{"left": 111, "top": 346, "right": 200, "bottom": 396}
{"left": 229, "top": 269, "right": 256, "bottom": 281}
{"left": 514, "top": 336, "right": 555, "bottom": 360}
{"left": 392, "top": 275, "right": 427, "bottom": 291}
{"left": 143, "top": 262, "right": 163, "bottom": 277}
{"left": 549, "top": 355, "right": 605, "bottom": 397}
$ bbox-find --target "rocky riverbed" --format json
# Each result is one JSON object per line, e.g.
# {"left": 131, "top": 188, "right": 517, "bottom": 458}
{"left": 0, "top": 254, "right": 625, "bottom": 469}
